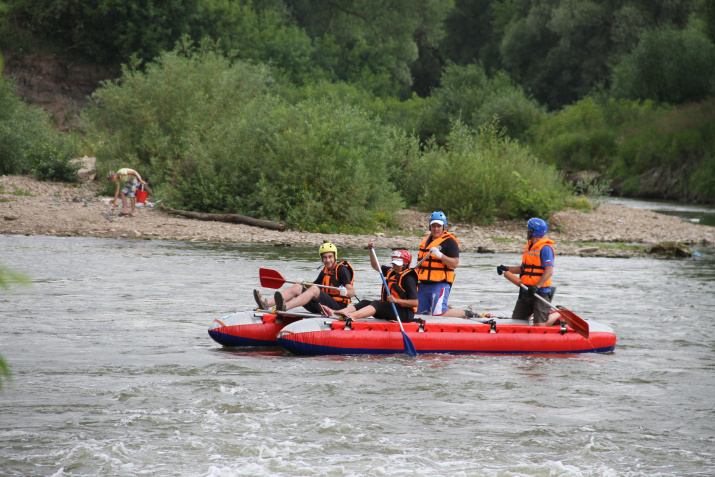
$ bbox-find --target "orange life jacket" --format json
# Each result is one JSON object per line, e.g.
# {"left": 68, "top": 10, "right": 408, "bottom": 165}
{"left": 320, "top": 260, "right": 355, "bottom": 305}
{"left": 520, "top": 238, "right": 555, "bottom": 287}
{"left": 381, "top": 268, "right": 418, "bottom": 312}
{"left": 416, "top": 231, "right": 459, "bottom": 284}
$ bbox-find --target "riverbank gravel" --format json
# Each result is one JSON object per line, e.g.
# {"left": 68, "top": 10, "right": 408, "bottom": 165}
{"left": 2, "top": 174, "right": 713, "bottom": 258}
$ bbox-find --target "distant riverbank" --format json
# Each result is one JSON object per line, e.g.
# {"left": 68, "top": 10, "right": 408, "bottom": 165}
{"left": 1, "top": 175, "right": 713, "bottom": 258}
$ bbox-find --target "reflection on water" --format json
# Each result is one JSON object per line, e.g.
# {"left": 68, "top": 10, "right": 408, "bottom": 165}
{"left": 0, "top": 235, "right": 714, "bottom": 476}
{"left": 607, "top": 196, "right": 715, "bottom": 226}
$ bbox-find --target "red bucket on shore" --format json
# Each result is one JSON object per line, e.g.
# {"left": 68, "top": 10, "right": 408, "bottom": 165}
{"left": 136, "top": 184, "right": 148, "bottom": 204}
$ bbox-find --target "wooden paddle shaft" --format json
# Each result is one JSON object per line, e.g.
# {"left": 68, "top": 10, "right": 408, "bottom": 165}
{"left": 504, "top": 271, "right": 555, "bottom": 309}
{"left": 299, "top": 281, "right": 342, "bottom": 291}
{"left": 503, "top": 270, "right": 589, "bottom": 338}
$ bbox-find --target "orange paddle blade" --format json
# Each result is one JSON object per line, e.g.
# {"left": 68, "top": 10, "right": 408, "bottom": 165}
{"left": 559, "top": 309, "right": 589, "bottom": 339}
{"left": 259, "top": 268, "right": 286, "bottom": 289}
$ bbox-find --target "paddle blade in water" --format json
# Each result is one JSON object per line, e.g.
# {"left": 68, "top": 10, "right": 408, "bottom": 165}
{"left": 559, "top": 309, "right": 589, "bottom": 339}
{"left": 259, "top": 268, "right": 286, "bottom": 289}
{"left": 402, "top": 331, "right": 417, "bottom": 356}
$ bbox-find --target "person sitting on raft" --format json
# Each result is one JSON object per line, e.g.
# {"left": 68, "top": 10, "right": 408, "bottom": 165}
{"left": 323, "top": 244, "right": 418, "bottom": 323}
{"left": 253, "top": 242, "right": 355, "bottom": 314}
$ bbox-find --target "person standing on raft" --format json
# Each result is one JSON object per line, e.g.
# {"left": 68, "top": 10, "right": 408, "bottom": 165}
{"left": 415, "top": 211, "right": 460, "bottom": 315}
{"left": 497, "top": 217, "right": 560, "bottom": 326}
{"left": 323, "top": 244, "right": 418, "bottom": 323}
{"left": 253, "top": 242, "right": 355, "bottom": 314}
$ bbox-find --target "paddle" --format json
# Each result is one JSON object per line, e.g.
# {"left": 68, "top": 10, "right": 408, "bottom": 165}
{"left": 369, "top": 245, "right": 418, "bottom": 356}
{"left": 412, "top": 251, "right": 433, "bottom": 270}
{"left": 503, "top": 271, "right": 589, "bottom": 339}
{"left": 259, "top": 268, "right": 342, "bottom": 292}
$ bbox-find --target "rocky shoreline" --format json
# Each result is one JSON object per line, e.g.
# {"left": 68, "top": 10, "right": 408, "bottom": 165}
{"left": 1, "top": 174, "right": 713, "bottom": 258}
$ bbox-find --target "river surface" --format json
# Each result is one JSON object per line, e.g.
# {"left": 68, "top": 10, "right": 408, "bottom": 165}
{"left": 607, "top": 197, "right": 715, "bottom": 227}
{"left": 1, "top": 235, "right": 714, "bottom": 476}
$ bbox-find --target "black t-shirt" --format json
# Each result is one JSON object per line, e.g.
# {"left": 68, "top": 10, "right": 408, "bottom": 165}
{"left": 433, "top": 236, "right": 459, "bottom": 259}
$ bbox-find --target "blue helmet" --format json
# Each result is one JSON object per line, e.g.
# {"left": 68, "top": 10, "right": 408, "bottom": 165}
{"left": 429, "top": 211, "right": 447, "bottom": 228}
{"left": 527, "top": 218, "right": 548, "bottom": 238}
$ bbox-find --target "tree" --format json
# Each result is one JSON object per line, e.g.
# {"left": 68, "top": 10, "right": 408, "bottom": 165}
{"left": 284, "top": 0, "right": 454, "bottom": 95}
{"left": 422, "top": 62, "right": 544, "bottom": 141}
{"left": 495, "top": 0, "right": 700, "bottom": 108}
{"left": 611, "top": 27, "right": 715, "bottom": 103}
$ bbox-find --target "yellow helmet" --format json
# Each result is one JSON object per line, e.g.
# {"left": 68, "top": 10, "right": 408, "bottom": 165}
{"left": 318, "top": 242, "right": 338, "bottom": 260}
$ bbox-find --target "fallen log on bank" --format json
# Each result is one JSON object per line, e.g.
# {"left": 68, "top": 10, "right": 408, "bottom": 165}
{"left": 160, "top": 205, "right": 285, "bottom": 231}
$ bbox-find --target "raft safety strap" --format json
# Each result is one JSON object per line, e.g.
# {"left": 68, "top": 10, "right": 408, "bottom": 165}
{"left": 486, "top": 319, "right": 497, "bottom": 333}
{"left": 558, "top": 319, "right": 567, "bottom": 335}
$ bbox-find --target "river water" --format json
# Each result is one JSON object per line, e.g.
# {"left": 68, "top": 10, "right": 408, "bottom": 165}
{"left": 607, "top": 197, "right": 715, "bottom": 227}
{"left": 1, "top": 234, "right": 714, "bottom": 476}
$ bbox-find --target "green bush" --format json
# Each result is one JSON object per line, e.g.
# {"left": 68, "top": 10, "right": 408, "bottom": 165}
{"left": 86, "top": 40, "right": 274, "bottom": 187}
{"left": 422, "top": 63, "right": 545, "bottom": 142}
{"left": 528, "top": 95, "right": 715, "bottom": 202}
{"left": 0, "top": 77, "right": 79, "bottom": 180}
{"left": 414, "top": 120, "right": 570, "bottom": 222}
{"left": 288, "top": 80, "right": 429, "bottom": 138}
{"left": 528, "top": 97, "right": 657, "bottom": 172}
{"left": 173, "top": 98, "right": 409, "bottom": 233}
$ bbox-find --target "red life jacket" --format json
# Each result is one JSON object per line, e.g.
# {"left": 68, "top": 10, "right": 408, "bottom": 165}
{"left": 381, "top": 268, "right": 418, "bottom": 312}
{"left": 416, "top": 231, "right": 459, "bottom": 283}
{"left": 520, "top": 238, "right": 555, "bottom": 287}
{"left": 319, "top": 260, "right": 354, "bottom": 305}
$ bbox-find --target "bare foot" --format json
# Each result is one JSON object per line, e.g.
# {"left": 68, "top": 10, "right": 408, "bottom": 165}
{"left": 334, "top": 309, "right": 351, "bottom": 319}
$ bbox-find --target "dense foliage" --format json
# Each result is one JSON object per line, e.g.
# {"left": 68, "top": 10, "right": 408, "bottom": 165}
{"left": 420, "top": 62, "right": 545, "bottom": 142}
{"left": 611, "top": 27, "right": 715, "bottom": 104}
{"left": 2, "top": 0, "right": 715, "bottom": 231}
{"left": 0, "top": 77, "right": 79, "bottom": 181}
{"left": 530, "top": 97, "right": 715, "bottom": 201}
{"left": 408, "top": 121, "right": 570, "bottom": 222}
{"left": 87, "top": 45, "right": 412, "bottom": 232}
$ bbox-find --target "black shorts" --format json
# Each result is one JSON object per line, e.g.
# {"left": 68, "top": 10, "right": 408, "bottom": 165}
{"left": 511, "top": 290, "right": 551, "bottom": 323}
{"left": 354, "top": 299, "right": 415, "bottom": 323}
{"left": 301, "top": 287, "right": 349, "bottom": 314}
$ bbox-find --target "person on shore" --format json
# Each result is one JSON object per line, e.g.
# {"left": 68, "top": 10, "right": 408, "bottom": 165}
{"left": 107, "top": 168, "right": 147, "bottom": 217}
{"left": 497, "top": 217, "right": 560, "bottom": 326}
{"left": 253, "top": 242, "right": 355, "bottom": 314}
{"left": 415, "top": 211, "right": 460, "bottom": 315}
{"left": 322, "top": 245, "right": 418, "bottom": 322}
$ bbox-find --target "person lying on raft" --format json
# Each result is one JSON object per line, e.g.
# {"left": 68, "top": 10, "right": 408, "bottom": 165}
{"left": 322, "top": 244, "right": 418, "bottom": 323}
{"left": 254, "top": 242, "right": 355, "bottom": 314}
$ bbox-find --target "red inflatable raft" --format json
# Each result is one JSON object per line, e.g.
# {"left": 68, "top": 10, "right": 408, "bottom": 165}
{"left": 275, "top": 317, "right": 616, "bottom": 356}
{"left": 208, "top": 310, "right": 315, "bottom": 347}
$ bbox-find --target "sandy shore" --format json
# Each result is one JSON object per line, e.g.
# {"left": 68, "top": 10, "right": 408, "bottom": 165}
{"left": 1, "top": 174, "right": 713, "bottom": 258}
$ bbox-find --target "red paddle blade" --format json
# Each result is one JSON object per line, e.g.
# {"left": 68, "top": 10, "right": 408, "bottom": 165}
{"left": 259, "top": 268, "right": 286, "bottom": 289}
{"left": 559, "top": 309, "right": 589, "bottom": 339}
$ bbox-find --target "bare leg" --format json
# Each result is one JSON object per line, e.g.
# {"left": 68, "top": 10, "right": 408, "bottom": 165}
{"left": 130, "top": 197, "right": 137, "bottom": 215}
{"left": 284, "top": 285, "right": 322, "bottom": 310}
{"left": 343, "top": 305, "right": 376, "bottom": 320}
{"left": 535, "top": 311, "right": 562, "bottom": 327}
{"left": 120, "top": 193, "right": 129, "bottom": 215}
{"left": 440, "top": 309, "right": 468, "bottom": 318}
{"left": 265, "top": 283, "right": 303, "bottom": 307}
